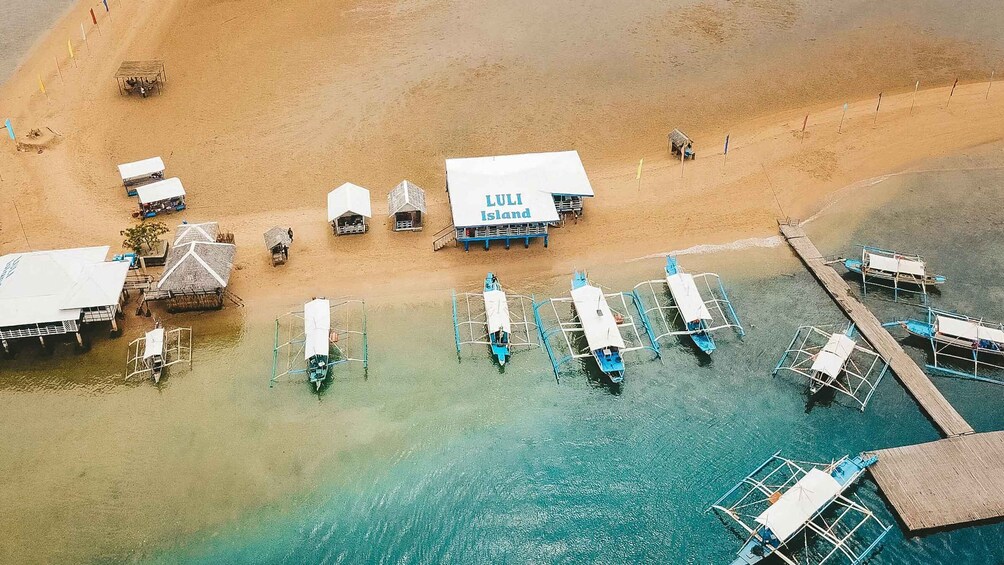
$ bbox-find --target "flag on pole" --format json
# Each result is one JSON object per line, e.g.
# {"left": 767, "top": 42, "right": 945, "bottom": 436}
{"left": 90, "top": 8, "right": 97, "bottom": 25}
{"left": 4, "top": 118, "right": 14, "bottom": 141}
{"left": 723, "top": 134, "right": 730, "bottom": 154}
{"left": 81, "top": 23, "right": 86, "bottom": 42}
{"left": 876, "top": 92, "right": 882, "bottom": 112}
{"left": 68, "top": 39, "right": 74, "bottom": 59}
{"left": 38, "top": 75, "right": 46, "bottom": 95}
{"left": 103, "top": 0, "right": 109, "bottom": 11}
{"left": 636, "top": 158, "right": 643, "bottom": 180}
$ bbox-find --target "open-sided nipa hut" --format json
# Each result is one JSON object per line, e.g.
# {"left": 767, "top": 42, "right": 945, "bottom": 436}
{"left": 136, "top": 178, "right": 186, "bottom": 218}
{"left": 149, "top": 223, "right": 236, "bottom": 312}
{"left": 0, "top": 246, "right": 130, "bottom": 353}
{"left": 264, "top": 226, "right": 292, "bottom": 266}
{"left": 327, "top": 183, "right": 371, "bottom": 235}
{"left": 115, "top": 60, "right": 166, "bottom": 97}
{"left": 387, "top": 180, "right": 426, "bottom": 231}
{"left": 118, "top": 156, "right": 165, "bottom": 195}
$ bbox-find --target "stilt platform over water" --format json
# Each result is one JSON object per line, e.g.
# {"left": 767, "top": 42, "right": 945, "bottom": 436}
{"left": 779, "top": 222, "right": 974, "bottom": 437}
{"left": 869, "top": 432, "right": 1004, "bottom": 531}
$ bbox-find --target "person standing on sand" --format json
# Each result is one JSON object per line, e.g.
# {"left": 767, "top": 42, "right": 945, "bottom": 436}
{"left": 287, "top": 228, "right": 294, "bottom": 242}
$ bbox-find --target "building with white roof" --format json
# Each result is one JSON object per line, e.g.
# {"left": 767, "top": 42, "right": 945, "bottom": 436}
{"left": 136, "top": 177, "right": 186, "bottom": 218}
{"left": 444, "top": 150, "right": 593, "bottom": 251}
{"left": 0, "top": 246, "right": 130, "bottom": 351}
{"left": 118, "top": 156, "right": 165, "bottom": 195}
{"left": 327, "top": 183, "right": 372, "bottom": 236}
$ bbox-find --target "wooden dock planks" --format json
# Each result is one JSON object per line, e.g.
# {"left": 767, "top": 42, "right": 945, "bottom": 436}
{"left": 779, "top": 223, "right": 974, "bottom": 437}
{"left": 869, "top": 432, "right": 1004, "bottom": 531}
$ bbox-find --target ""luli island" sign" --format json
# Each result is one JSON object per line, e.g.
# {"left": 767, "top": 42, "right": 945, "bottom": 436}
{"left": 480, "top": 193, "right": 532, "bottom": 222}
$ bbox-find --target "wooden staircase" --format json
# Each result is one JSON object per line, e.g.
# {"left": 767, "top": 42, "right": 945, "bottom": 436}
{"left": 432, "top": 225, "right": 456, "bottom": 251}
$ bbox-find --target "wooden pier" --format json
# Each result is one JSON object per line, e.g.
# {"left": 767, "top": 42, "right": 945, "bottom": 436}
{"left": 779, "top": 222, "right": 974, "bottom": 437}
{"left": 869, "top": 432, "right": 1004, "bottom": 531}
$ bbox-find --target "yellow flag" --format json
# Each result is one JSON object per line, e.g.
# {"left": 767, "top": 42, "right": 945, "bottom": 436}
{"left": 68, "top": 39, "right": 74, "bottom": 59}
{"left": 38, "top": 75, "right": 46, "bottom": 95}
{"left": 636, "top": 158, "right": 644, "bottom": 180}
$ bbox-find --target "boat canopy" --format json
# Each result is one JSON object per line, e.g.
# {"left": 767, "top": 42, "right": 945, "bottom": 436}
{"left": 666, "top": 273, "right": 712, "bottom": 323}
{"left": 303, "top": 298, "right": 331, "bottom": 360}
{"left": 811, "top": 333, "right": 856, "bottom": 378}
{"left": 755, "top": 468, "right": 842, "bottom": 542}
{"left": 937, "top": 315, "right": 1004, "bottom": 344}
{"left": 137, "top": 178, "right": 185, "bottom": 204}
{"left": 143, "top": 327, "right": 165, "bottom": 360}
{"left": 570, "top": 284, "right": 626, "bottom": 351}
{"left": 865, "top": 252, "right": 925, "bottom": 277}
{"left": 117, "top": 157, "right": 164, "bottom": 182}
{"left": 484, "top": 289, "right": 511, "bottom": 334}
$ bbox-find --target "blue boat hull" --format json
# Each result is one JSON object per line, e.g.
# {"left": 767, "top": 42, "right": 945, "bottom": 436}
{"left": 484, "top": 272, "right": 510, "bottom": 365}
{"left": 666, "top": 257, "right": 717, "bottom": 354}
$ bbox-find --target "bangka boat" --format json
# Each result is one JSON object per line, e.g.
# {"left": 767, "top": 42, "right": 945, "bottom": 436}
{"left": 304, "top": 298, "right": 332, "bottom": 390}
{"left": 570, "top": 271, "right": 626, "bottom": 382}
{"left": 484, "top": 272, "right": 511, "bottom": 365}
{"left": 844, "top": 246, "right": 945, "bottom": 303}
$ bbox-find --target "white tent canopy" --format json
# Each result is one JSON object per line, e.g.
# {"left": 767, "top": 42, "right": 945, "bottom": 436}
{"left": 143, "top": 327, "right": 165, "bottom": 360}
{"left": 445, "top": 150, "right": 592, "bottom": 228}
{"left": 755, "top": 468, "right": 842, "bottom": 542}
{"left": 811, "top": 332, "right": 856, "bottom": 378}
{"left": 303, "top": 299, "right": 331, "bottom": 360}
{"left": 937, "top": 315, "right": 1004, "bottom": 344}
{"left": 570, "top": 284, "right": 626, "bottom": 351}
{"left": 327, "top": 183, "right": 372, "bottom": 221}
{"left": 865, "top": 252, "right": 926, "bottom": 277}
{"left": 666, "top": 273, "right": 712, "bottom": 323}
{"left": 0, "top": 246, "right": 128, "bottom": 327}
{"left": 137, "top": 177, "right": 185, "bottom": 204}
{"left": 484, "top": 289, "right": 511, "bottom": 334}
{"left": 118, "top": 157, "right": 165, "bottom": 182}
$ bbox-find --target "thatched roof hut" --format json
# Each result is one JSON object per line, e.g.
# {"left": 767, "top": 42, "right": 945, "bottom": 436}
{"left": 158, "top": 242, "right": 235, "bottom": 292}
{"left": 174, "top": 222, "right": 220, "bottom": 245}
{"left": 387, "top": 180, "right": 426, "bottom": 231}
{"left": 263, "top": 227, "right": 292, "bottom": 252}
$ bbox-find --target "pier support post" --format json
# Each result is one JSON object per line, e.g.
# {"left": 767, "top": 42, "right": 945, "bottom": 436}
{"left": 2, "top": 339, "right": 9, "bottom": 355}
{"left": 75, "top": 332, "right": 84, "bottom": 347}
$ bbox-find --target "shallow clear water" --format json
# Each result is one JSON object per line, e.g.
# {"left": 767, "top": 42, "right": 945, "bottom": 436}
{"left": 3, "top": 153, "right": 1004, "bottom": 564}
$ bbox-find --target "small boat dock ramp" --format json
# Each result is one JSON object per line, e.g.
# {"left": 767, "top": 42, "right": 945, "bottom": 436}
{"left": 271, "top": 297, "right": 368, "bottom": 391}
{"left": 452, "top": 272, "right": 538, "bottom": 366}
{"left": 709, "top": 452, "right": 892, "bottom": 565}
{"left": 125, "top": 323, "right": 192, "bottom": 383}
{"left": 533, "top": 271, "right": 659, "bottom": 383}
{"left": 772, "top": 323, "right": 889, "bottom": 411}
{"left": 842, "top": 245, "right": 946, "bottom": 303}
{"left": 885, "top": 307, "right": 1004, "bottom": 385}
{"left": 633, "top": 256, "right": 744, "bottom": 355}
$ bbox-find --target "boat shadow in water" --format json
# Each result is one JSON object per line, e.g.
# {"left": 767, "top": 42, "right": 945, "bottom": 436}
{"left": 804, "top": 384, "right": 838, "bottom": 414}
{"left": 581, "top": 361, "right": 623, "bottom": 395}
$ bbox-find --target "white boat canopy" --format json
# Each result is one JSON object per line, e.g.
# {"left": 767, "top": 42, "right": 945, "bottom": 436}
{"left": 865, "top": 252, "right": 926, "bottom": 277}
{"left": 445, "top": 150, "right": 592, "bottom": 228}
{"left": 303, "top": 298, "right": 331, "bottom": 360}
{"left": 0, "top": 246, "right": 129, "bottom": 327}
{"left": 327, "top": 183, "right": 372, "bottom": 221}
{"left": 937, "top": 315, "right": 1004, "bottom": 344}
{"left": 666, "top": 273, "right": 712, "bottom": 323}
{"left": 755, "top": 468, "right": 842, "bottom": 542}
{"left": 811, "top": 332, "right": 856, "bottom": 378}
{"left": 143, "top": 327, "right": 165, "bottom": 360}
{"left": 117, "top": 157, "right": 165, "bottom": 182}
{"left": 484, "top": 289, "right": 511, "bottom": 334}
{"left": 137, "top": 177, "right": 185, "bottom": 204}
{"left": 570, "top": 284, "right": 626, "bottom": 351}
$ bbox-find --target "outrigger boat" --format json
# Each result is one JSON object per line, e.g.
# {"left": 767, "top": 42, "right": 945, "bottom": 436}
{"left": 125, "top": 322, "right": 193, "bottom": 384}
{"left": 484, "top": 272, "right": 511, "bottom": 365}
{"left": 843, "top": 246, "right": 945, "bottom": 303}
{"left": 633, "top": 256, "right": 744, "bottom": 355}
{"left": 885, "top": 308, "right": 1004, "bottom": 385}
{"left": 665, "top": 256, "right": 716, "bottom": 353}
{"left": 145, "top": 326, "right": 167, "bottom": 383}
{"left": 271, "top": 297, "right": 368, "bottom": 390}
{"left": 710, "top": 452, "right": 892, "bottom": 565}
{"left": 773, "top": 324, "right": 888, "bottom": 411}
{"left": 304, "top": 298, "right": 333, "bottom": 390}
{"left": 571, "top": 271, "right": 626, "bottom": 382}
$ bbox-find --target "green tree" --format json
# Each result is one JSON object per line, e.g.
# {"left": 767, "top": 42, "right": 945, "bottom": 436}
{"left": 121, "top": 222, "right": 169, "bottom": 254}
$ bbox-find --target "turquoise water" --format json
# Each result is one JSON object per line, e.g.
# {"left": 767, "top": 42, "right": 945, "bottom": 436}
{"left": 133, "top": 159, "right": 1004, "bottom": 563}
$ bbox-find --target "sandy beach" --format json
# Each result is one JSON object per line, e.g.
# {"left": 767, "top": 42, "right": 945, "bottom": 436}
{"left": 2, "top": 1, "right": 1004, "bottom": 562}
{"left": 1, "top": 0, "right": 1003, "bottom": 311}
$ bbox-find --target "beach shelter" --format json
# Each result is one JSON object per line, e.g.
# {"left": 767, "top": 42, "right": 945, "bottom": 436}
{"left": 117, "top": 156, "right": 165, "bottom": 195}
{"left": 387, "top": 180, "right": 427, "bottom": 232}
{"left": 263, "top": 226, "right": 293, "bottom": 266}
{"left": 327, "top": 183, "right": 372, "bottom": 236}
{"left": 136, "top": 178, "right": 186, "bottom": 218}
